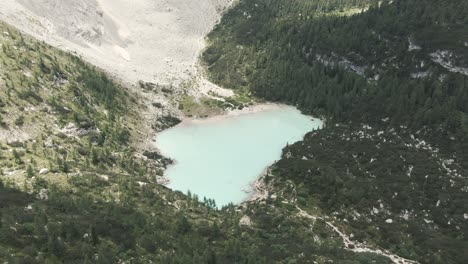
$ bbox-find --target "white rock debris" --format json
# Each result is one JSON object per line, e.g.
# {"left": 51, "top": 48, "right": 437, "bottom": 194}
{"left": 136, "top": 181, "right": 148, "bottom": 187}
{"left": 39, "top": 168, "right": 49, "bottom": 175}
{"left": 410, "top": 71, "right": 431, "bottom": 79}
{"left": 239, "top": 215, "right": 252, "bottom": 226}
{"left": 402, "top": 210, "right": 410, "bottom": 220}
{"left": 430, "top": 50, "right": 468, "bottom": 76}
{"left": 0, "top": 0, "right": 235, "bottom": 109}
{"left": 37, "top": 189, "right": 49, "bottom": 200}
{"left": 408, "top": 37, "right": 421, "bottom": 51}
{"left": 98, "top": 175, "right": 109, "bottom": 181}
{"left": 406, "top": 165, "right": 414, "bottom": 177}
{"left": 296, "top": 206, "right": 418, "bottom": 264}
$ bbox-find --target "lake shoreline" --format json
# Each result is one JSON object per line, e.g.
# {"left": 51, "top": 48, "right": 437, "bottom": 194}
{"left": 154, "top": 102, "right": 323, "bottom": 206}
{"left": 155, "top": 102, "right": 284, "bottom": 189}
{"left": 245, "top": 169, "right": 270, "bottom": 203}
{"left": 179, "top": 102, "right": 288, "bottom": 125}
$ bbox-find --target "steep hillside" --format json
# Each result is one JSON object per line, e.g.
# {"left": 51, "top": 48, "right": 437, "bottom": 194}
{"left": 0, "top": 20, "right": 404, "bottom": 264}
{"left": 0, "top": 0, "right": 233, "bottom": 87}
{"left": 1, "top": 0, "right": 467, "bottom": 263}
{"left": 203, "top": 0, "right": 468, "bottom": 263}
{"left": 204, "top": 0, "right": 468, "bottom": 128}
{"left": 0, "top": 20, "right": 143, "bottom": 185}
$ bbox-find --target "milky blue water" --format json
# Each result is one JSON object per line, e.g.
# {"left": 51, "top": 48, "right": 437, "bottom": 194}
{"left": 155, "top": 106, "right": 323, "bottom": 207}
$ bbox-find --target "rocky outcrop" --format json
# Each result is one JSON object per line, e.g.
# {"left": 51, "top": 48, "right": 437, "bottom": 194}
{"left": 152, "top": 115, "right": 182, "bottom": 131}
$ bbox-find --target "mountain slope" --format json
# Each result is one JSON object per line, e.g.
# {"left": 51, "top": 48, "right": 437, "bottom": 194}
{"left": 1, "top": 0, "right": 467, "bottom": 263}
{"left": 0, "top": 0, "right": 232, "bottom": 86}
{"left": 203, "top": 0, "right": 468, "bottom": 263}
{"left": 0, "top": 19, "right": 404, "bottom": 264}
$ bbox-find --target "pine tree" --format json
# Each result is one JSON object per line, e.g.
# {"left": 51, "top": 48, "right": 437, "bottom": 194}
{"left": 26, "top": 164, "right": 35, "bottom": 178}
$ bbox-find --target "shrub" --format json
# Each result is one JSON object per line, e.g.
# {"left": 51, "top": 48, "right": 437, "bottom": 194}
{"left": 14, "top": 115, "right": 24, "bottom": 126}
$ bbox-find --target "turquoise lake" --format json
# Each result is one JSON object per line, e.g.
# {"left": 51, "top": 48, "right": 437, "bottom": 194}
{"left": 155, "top": 105, "right": 323, "bottom": 207}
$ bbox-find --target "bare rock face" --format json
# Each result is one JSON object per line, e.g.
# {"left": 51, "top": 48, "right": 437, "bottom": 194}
{"left": 0, "top": 0, "right": 234, "bottom": 142}
{"left": 37, "top": 188, "right": 49, "bottom": 200}
{"left": 0, "top": 0, "right": 233, "bottom": 85}
{"left": 17, "top": 0, "right": 125, "bottom": 47}
{"left": 239, "top": 215, "right": 252, "bottom": 227}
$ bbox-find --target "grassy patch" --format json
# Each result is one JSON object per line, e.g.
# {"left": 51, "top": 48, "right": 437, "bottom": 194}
{"left": 177, "top": 95, "right": 223, "bottom": 117}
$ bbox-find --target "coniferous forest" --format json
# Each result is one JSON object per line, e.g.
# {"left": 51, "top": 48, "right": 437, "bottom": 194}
{"left": 0, "top": 20, "right": 394, "bottom": 263}
{"left": 0, "top": 0, "right": 467, "bottom": 263}
{"left": 203, "top": 0, "right": 468, "bottom": 263}
{"left": 204, "top": 0, "right": 468, "bottom": 131}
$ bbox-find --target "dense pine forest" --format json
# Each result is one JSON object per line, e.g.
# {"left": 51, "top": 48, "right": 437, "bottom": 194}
{"left": 204, "top": 0, "right": 468, "bottom": 130}
{"left": 1, "top": 0, "right": 467, "bottom": 263}
{"left": 203, "top": 0, "right": 468, "bottom": 263}
{"left": 0, "top": 21, "right": 398, "bottom": 263}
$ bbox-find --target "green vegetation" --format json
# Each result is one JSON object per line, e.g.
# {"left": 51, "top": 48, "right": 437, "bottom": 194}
{"left": 177, "top": 94, "right": 224, "bottom": 118}
{"left": 0, "top": 20, "right": 394, "bottom": 263}
{"left": 272, "top": 124, "right": 468, "bottom": 263}
{"left": 204, "top": 0, "right": 468, "bottom": 129}
{"left": 0, "top": 20, "right": 139, "bottom": 187}
{"left": 0, "top": 175, "right": 399, "bottom": 263}
{"left": 175, "top": 90, "right": 256, "bottom": 118}
{"left": 203, "top": 0, "right": 468, "bottom": 263}
{"left": 1, "top": 0, "right": 468, "bottom": 262}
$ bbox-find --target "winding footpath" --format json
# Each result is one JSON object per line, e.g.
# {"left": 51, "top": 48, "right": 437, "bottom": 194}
{"left": 296, "top": 206, "right": 419, "bottom": 264}
{"left": 248, "top": 167, "right": 419, "bottom": 263}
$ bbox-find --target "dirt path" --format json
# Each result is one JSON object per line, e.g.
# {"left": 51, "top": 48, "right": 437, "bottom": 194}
{"left": 247, "top": 174, "right": 419, "bottom": 264}
{"left": 296, "top": 205, "right": 419, "bottom": 264}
